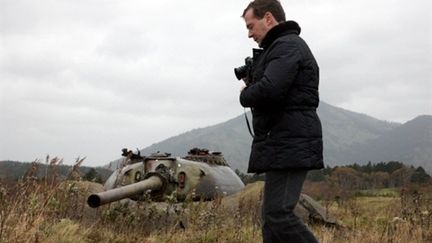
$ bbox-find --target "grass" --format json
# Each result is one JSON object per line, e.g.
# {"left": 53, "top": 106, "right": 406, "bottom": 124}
{"left": 355, "top": 188, "right": 400, "bottom": 197}
{"left": 0, "top": 162, "right": 431, "bottom": 242}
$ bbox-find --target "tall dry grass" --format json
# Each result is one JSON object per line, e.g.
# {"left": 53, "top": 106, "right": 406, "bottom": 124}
{"left": 0, "top": 159, "right": 431, "bottom": 242}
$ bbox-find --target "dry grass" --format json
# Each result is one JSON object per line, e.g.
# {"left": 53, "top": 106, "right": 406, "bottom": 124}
{"left": 0, "top": 163, "right": 431, "bottom": 243}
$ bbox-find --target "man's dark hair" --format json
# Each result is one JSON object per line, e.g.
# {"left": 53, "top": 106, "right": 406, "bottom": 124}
{"left": 242, "top": 0, "right": 286, "bottom": 23}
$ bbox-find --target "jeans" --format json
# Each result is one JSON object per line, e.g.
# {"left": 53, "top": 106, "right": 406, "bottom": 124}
{"left": 262, "top": 170, "right": 318, "bottom": 243}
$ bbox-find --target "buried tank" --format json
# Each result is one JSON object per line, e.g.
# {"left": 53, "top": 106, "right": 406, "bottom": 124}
{"left": 87, "top": 147, "right": 337, "bottom": 226}
{"left": 87, "top": 148, "right": 245, "bottom": 208}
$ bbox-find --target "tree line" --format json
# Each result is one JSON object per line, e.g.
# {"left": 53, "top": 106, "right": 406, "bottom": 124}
{"left": 0, "top": 160, "right": 111, "bottom": 183}
{"left": 236, "top": 161, "right": 431, "bottom": 190}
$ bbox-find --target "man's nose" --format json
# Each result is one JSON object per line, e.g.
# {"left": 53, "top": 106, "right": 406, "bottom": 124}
{"left": 248, "top": 30, "right": 253, "bottom": 38}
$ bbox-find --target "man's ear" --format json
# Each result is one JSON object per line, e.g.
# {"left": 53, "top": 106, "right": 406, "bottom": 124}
{"left": 264, "top": 12, "right": 276, "bottom": 26}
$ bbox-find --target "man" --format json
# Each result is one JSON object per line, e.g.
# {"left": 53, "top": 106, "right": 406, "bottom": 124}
{"left": 239, "top": 0, "right": 323, "bottom": 242}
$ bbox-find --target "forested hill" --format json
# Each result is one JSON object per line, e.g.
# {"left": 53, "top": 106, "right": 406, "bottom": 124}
{"left": 346, "top": 115, "right": 432, "bottom": 172}
{"left": 106, "top": 102, "right": 431, "bottom": 174}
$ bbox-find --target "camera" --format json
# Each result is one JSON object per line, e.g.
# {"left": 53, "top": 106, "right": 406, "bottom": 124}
{"left": 234, "top": 57, "right": 253, "bottom": 81}
{"left": 233, "top": 48, "right": 263, "bottom": 84}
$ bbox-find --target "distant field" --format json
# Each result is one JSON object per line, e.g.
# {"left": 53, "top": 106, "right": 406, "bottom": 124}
{"left": 355, "top": 187, "right": 400, "bottom": 197}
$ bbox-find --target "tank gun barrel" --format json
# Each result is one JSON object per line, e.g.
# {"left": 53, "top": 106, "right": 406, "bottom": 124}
{"left": 87, "top": 175, "right": 163, "bottom": 208}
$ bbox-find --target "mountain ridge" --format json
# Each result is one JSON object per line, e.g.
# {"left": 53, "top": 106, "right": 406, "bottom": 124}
{"left": 108, "top": 102, "right": 431, "bottom": 174}
{"left": 346, "top": 115, "right": 432, "bottom": 170}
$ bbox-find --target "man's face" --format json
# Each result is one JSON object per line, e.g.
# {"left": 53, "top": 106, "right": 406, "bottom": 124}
{"left": 244, "top": 9, "right": 271, "bottom": 46}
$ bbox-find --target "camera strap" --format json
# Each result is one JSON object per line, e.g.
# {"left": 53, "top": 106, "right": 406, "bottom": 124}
{"left": 244, "top": 108, "right": 255, "bottom": 138}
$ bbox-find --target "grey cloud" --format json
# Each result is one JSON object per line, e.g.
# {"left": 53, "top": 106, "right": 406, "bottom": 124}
{"left": 96, "top": 28, "right": 153, "bottom": 61}
{"left": 1, "top": 0, "right": 431, "bottom": 166}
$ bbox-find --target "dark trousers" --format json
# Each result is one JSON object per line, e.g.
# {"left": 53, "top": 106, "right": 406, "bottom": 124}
{"left": 262, "top": 170, "right": 318, "bottom": 243}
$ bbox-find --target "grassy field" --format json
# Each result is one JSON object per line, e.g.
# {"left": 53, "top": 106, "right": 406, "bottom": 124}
{"left": 0, "top": 178, "right": 431, "bottom": 243}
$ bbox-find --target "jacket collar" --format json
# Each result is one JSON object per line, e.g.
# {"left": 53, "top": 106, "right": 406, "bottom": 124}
{"left": 260, "top": 20, "right": 301, "bottom": 49}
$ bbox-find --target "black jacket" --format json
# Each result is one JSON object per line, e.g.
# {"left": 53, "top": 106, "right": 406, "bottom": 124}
{"left": 240, "top": 21, "right": 324, "bottom": 173}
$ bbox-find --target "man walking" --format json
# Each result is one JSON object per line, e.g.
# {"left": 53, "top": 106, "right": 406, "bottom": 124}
{"left": 239, "top": 0, "right": 323, "bottom": 242}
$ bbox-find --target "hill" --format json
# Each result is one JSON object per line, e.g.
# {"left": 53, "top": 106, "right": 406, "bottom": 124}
{"left": 107, "top": 102, "right": 432, "bottom": 173}
{"left": 317, "top": 102, "right": 399, "bottom": 164}
{"left": 347, "top": 115, "right": 432, "bottom": 172}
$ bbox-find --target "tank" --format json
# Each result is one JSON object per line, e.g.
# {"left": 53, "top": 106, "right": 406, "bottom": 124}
{"left": 87, "top": 148, "right": 245, "bottom": 208}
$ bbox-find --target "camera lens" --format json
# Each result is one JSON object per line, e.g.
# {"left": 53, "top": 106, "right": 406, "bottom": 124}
{"left": 234, "top": 65, "right": 248, "bottom": 80}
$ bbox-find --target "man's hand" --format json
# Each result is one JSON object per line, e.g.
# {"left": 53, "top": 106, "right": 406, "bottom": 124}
{"left": 242, "top": 77, "right": 251, "bottom": 87}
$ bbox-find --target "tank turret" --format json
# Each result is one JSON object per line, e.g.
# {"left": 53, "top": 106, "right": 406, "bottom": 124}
{"left": 87, "top": 148, "right": 245, "bottom": 208}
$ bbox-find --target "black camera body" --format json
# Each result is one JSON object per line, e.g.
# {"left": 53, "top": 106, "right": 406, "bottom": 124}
{"left": 234, "top": 48, "right": 263, "bottom": 85}
{"left": 234, "top": 56, "right": 253, "bottom": 81}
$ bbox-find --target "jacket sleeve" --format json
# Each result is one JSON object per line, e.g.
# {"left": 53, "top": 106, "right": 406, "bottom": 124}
{"left": 240, "top": 41, "right": 301, "bottom": 108}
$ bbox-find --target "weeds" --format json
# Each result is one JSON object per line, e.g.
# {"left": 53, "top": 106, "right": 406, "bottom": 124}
{"left": 0, "top": 159, "right": 431, "bottom": 242}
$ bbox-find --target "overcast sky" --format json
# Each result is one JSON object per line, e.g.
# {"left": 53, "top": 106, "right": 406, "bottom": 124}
{"left": 1, "top": 0, "right": 431, "bottom": 167}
